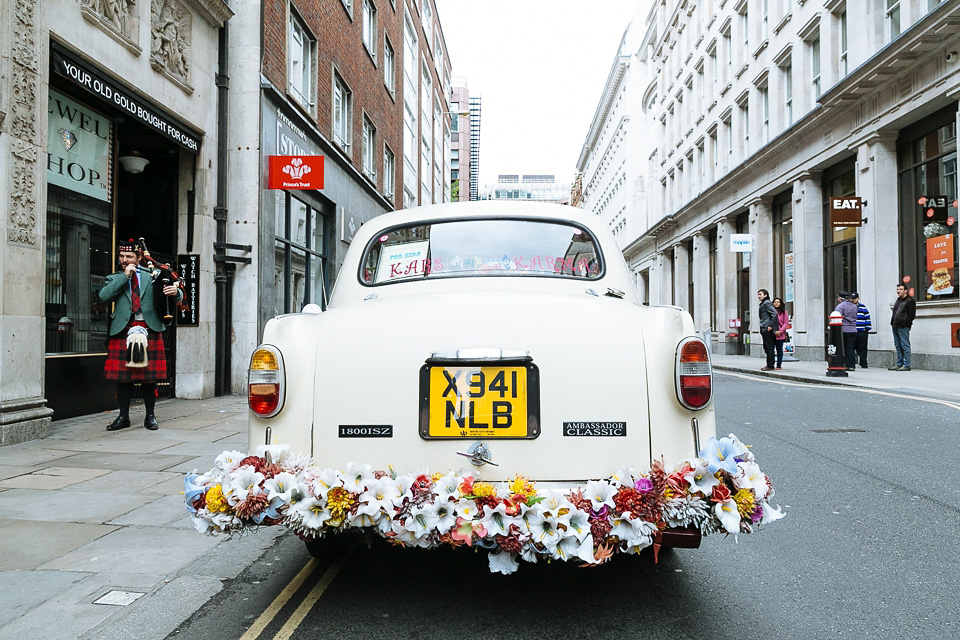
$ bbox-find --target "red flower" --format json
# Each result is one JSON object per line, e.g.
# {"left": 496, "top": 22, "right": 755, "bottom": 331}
{"left": 711, "top": 483, "right": 732, "bottom": 503}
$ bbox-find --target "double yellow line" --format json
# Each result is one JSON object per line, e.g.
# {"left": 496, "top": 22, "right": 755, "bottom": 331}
{"left": 239, "top": 556, "right": 348, "bottom": 640}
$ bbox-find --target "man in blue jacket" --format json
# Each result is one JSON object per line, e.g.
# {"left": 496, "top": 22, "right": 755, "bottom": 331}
{"left": 99, "top": 239, "right": 182, "bottom": 431}
{"left": 851, "top": 292, "right": 872, "bottom": 368}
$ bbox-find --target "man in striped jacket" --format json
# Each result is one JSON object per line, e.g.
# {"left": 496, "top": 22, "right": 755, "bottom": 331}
{"left": 851, "top": 292, "right": 872, "bottom": 369}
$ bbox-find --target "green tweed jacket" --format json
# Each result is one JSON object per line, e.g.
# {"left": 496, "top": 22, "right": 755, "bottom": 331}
{"left": 99, "top": 266, "right": 183, "bottom": 336}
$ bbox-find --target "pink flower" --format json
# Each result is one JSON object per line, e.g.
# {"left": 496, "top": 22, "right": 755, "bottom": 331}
{"left": 451, "top": 517, "right": 487, "bottom": 547}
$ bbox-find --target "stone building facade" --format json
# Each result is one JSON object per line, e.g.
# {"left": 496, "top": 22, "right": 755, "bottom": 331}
{"left": 580, "top": 0, "right": 960, "bottom": 371}
{"left": 0, "top": 0, "right": 230, "bottom": 444}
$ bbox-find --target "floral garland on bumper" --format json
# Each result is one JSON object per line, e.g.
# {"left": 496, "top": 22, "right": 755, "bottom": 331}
{"left": 184, "top": 434, "right": 784, "bottom": 574}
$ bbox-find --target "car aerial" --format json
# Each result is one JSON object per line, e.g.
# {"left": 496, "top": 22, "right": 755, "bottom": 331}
{"left": 185, "top": 201, "right": 783, "bottom": 574}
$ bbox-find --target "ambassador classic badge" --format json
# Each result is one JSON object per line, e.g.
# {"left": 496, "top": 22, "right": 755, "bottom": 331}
{"left": 562, "top": 422, "right": 627, "bottom": 436}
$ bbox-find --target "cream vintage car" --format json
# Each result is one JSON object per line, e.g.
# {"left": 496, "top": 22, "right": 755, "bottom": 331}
{"left": 187, "top": 201, "right": 783, "bottom": 574}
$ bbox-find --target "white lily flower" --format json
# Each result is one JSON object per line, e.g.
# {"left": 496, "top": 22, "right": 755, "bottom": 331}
{"left": 529, "top": 513, "right": 563, "bottom": 549}
{"left": 479, "top": 502, "right": 518, "bottom": 537}
{"left": 584, "top": 480, "right": 617, "bottom": 511}
{"left": 357, "top": 478, "right": 401, "bottom": 517}
{"left": 264, "top": 472, "right": 298, "bottom": 503}
{"left": 564, "top": 508, "right": 591, "bottom": 542}
{"left": 292, "top": 497, "right": 329, "bottom": 531}
{"left": 346, "top": 511, "right": 381, "bottom": 529}
{"left": 609, "top": 465, "right": 638, "bottom": 488}
{"left": 215, "top": 450, "right": 247, "bottom": 474}
{"left": 735, "top": 461, "right": 769, "bottom": 499}
{"left": 725, "top": 433, "right": 754, "bottom": 461}
{"left": 406, "top": 502, "right": 440, "bottom": 537}
{"left": 317, "top": 468, "right": 342, "bottom": 491}
{"left": 684, "top": 461, "right": 720, "bottom": 495}
{"left": 434, "top": 472, "right": 463, "bottom": 502}
{"left": 519, "top": 543, "right": 539, "bottom": 564}
{"left": 760, "top": 501, "right": 786, "bottom": 524}
{"left": 714, "top": 498, "right": 741, "bottom": 534}
{"left": 454, "top": 498, "right": 480, "bottom": 520}
{"left": 340, "top": 462, "right": 374, "bottom": 493}
{"left": 228, "top": 466, "right": 265, "bottom": 504}
{"left": 556, "top": 534, "right": 596, "bottom": 563}
{"left": 389, "top": 519, "right": 418, "bottom": 544}
{"left": 488, "top": 551, "right": 520, "bottom": 575}
{"left": 433, "top": 500, "right": 458, "bottom": 534}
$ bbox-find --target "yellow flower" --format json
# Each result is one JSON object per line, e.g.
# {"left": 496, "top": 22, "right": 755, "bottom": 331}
{"left": 733, "top": 488, "right": 756, "bottom": 518}
{"left": 472, "top": 481, "right": 496, "bottom": 497}
{"left": 206, "top": 484, "right": 229, "bottom": 513}
{"left": 431, "top": 472, "right": 445, "bottom": 482}
{"left": 326, "top": 487, "right": 356, "bottom": 522}
{"left": 508, "top": 475, "right": 536, "bottom": 498}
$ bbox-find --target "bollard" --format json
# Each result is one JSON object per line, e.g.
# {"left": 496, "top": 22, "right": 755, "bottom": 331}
{"left": 825, "top": 310, "right": 848, "bottom": 377}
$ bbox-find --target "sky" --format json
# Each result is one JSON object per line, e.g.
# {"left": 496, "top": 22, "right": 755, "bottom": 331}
{"left": 434, "top": 0, "right": 644, "bottom": 191}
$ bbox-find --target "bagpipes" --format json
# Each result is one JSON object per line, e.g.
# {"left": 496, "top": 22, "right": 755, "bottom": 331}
{"left": 125, "top": 237, "right": 183, "bottom": 368}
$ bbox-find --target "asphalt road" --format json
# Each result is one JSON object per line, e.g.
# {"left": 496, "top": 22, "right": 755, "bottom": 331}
{"left": 168, "top": 373, "right": 960, "bottom": 640}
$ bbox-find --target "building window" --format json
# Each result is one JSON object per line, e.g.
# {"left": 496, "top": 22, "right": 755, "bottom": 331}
{"left": 722, "top": 118, "right": 732, "bottom": 169}
{"left": 784, "top": 63, "right": 793, "bottom": 126}
{"left": 898, "top": 113, "right": 959, "bottom": 301}
{"left": 362, "top": 116, "right": 376, "bottom": 179}
{"left": 288, "top": 9, "right": 315, "bottom": 110}
{"left": 740, "top": 8, "right": 749, "bottom": 58}
{"left": 274, "top": 194, "right": 327, "bottom": 316}
{"left": 886, "top": 0, "right": 901, "bottom": 40}
{"left": 839, "top": 11, "right": 848, "bottom": 76}
{"left": 333, "top": 73, "right": 352, "bottom": 151}
{"left": 710, "top": 130, "right": 718, "bottom": 177}
{"left": 741, "top": 101, "right": 750, "bottom": 156}
{"left": 811, "top": 36, "right": 821, "bottom": 99}
{"left": 384, "top": 36, "right": 395, "bottom": 93}
{"left": 722, "top": 30, "right": 732, "bottom": 80}
{"left": 421, "top": 0, "right": 433, "bottom": 45}
{"left": 340, "top": 0, "right": 353, "bottom": 18}
{"left": 362, "top": 0, "right": 377, "bottom": 59}
{"left": 760, "top": 86, "right": 769, "bottom": 143}
{"left": 383, "top": 144, "right": 395, "bottom": 197}
{"left": 761, "top": 0, "right": 769, "bottom": 39}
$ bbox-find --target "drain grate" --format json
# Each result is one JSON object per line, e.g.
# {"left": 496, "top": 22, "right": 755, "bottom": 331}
{"left": 812, "top": 428, "right": 867, "bottom": 433}
{"left": 94, "top": 590, "right": 145, "bottom": 606}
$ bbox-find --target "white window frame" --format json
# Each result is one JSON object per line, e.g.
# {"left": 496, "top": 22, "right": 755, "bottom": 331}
{"left": 784, "top": 63, "right": 793, "bottom": 126}
{"left": 383, "top": 35, "right": 395, "bottom": 93}
{"left": 383, "top": 144, "right": 396, "bottom": 197}
{"left": 760, "top": 85, "right": 769, "bottom": 143}
{"left": 340, "top": 0, "right": 353, "bottom": 19}
{"left": 362, "top": 0, "right": 377, "bottom": 60}
{"left": 886, "top": 0, "right": 901, "bottom": 40}
{"left": 288, "top": 9, "right": 316, "bottom": 110}
{"left": 333, "top": 73, "right": 353, "bottom": 151}
{"left": 811, "top": 35, "right": 821, "bottom": 99}
{"left": 362, "top": 115, "right": 376, "bottom": 179}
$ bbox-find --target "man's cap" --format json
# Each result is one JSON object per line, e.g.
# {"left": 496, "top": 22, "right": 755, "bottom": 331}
{"left": 117, "top": 238, "right": 139, "bottom": 253}
{"left": 850, "top": 292, "right": 859, "bottom": 298}
{"left": 837, "top": 291, "right": 850, "bottom": 299}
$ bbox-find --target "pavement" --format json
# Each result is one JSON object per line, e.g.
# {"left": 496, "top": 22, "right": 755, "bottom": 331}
{"left": 1, "top": 358, "right": 958, "bottom": 640}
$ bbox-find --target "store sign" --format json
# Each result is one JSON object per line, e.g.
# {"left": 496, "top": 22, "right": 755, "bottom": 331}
{"left": 784, "top": 252, "right": 795, "bottom": 303}
{"left": 267, "top": 155, "right": 325, "bottom": 190}
{"left": 730, "top": 234, "right": 752, "bottom": 252}
{"left": 925, "top": 234, "right": 955, "bottom": 296}
{"left": 51, "top": 48, "right": 202, "bottom": 152}
{"left": 177, "top": 254, "right": 200, "bottom": 326}
{"left": 829, "top": 197, "right": 862, "bottom": 227}
{"left": 47, "top": 89, "right": 112, "bottom": 202}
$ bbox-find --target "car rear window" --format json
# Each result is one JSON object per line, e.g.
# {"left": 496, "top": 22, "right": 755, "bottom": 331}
{"left": 361, "top": 219, "right": 603, "bottom": 285}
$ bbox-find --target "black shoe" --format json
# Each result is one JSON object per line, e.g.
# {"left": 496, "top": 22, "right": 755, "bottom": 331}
{"left": 144, "top": 415, "right": 159, "bottom": 430}
{"left": 861, "top": 364, "right": 868, "bottom": 369}
{"left": 888, "top": 366, "right": 900, "bottom": 370}
{"left": 106, "top": 416, "right": 131, "bottom": 431}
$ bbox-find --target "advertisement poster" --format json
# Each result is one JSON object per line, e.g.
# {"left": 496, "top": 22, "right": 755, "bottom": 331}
{"left": 375, "top": 241, "right": 430, "bottom": 283}
{"left": 47, "top": 89, "right": 112, "bottom": 202}
{"left": 784, "top": 252, "right": 795, "bottom": 303}
{"left": 925, "top": 233, "right": 954, "bottom": 296}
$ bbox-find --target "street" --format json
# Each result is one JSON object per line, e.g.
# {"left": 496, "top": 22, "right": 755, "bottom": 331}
{"left": 168, "top": 373, "right": 960, "bottom": 640}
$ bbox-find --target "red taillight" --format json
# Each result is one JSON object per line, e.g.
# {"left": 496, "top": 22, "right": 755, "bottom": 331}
{"left": 677, "top": 339, "right": 712, "bottom": 409}
{"left": 249, "top": 347, "right": 284, "bottom": 417}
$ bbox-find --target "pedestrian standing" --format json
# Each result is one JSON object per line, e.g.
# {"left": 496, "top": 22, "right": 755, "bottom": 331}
{"left": 772, "top": 297, "right": 789, "bottom": 370}
{"left": 757, "top": 289, "right": 777, "bottom": 371}
{"left": 889, "top": 283, "right": 916, "bottom": 371}
{"left": 99, "top": 239, "right": 182, "bottom": 431}
{"left": 834, "top": 291, "right": 858, "bottom": 371}
{"left": 851, "top": 292, "right": 871, "bottom": 368}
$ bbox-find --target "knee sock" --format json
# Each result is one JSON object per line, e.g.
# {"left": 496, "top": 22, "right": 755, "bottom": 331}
{"left": 143, "top": 383, "right": 157, "bottom": 417}
{"left": 117, "top": 383, "right": 133, "bottom": 419}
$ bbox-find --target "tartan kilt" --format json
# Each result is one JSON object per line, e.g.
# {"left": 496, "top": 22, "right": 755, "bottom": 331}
{"left": 104, "top": 321, "right": 168, "bottom": 382}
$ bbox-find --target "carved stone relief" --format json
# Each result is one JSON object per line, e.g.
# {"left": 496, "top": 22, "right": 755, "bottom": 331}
{"left": 151, "top": 0, "right": 194, "bottom": 94}
{"left": 79, "top": 0, "right": 142, "bottom": 55}
{"left": 8, "top": 0, "right": 40, "bottom": 246}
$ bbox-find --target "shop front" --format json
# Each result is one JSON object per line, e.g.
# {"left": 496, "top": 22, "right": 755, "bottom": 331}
{"left": 44, "top": 44, "right": 202, "bottom": 419}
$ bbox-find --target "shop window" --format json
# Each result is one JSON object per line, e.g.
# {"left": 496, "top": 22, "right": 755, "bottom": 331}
{"left": 274, "top": 193, "right": 327, "bottom": 315}
{"left": 898, "top": 115, "right": 958, "bottom": 301}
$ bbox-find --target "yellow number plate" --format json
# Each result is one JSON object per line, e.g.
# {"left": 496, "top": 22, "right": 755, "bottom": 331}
{"left": 419, "top": 363, "right": 540, "bottom": 439}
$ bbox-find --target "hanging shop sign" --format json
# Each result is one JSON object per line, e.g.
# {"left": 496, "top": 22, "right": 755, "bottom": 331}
{"left": 829, "top": 197, "right": 862, "bottom": 227}
{"left": 177, "top": 254, "right": 200, "bottom": 326}
{"left": 47, "top": 89, "right": 112, "bottom": 202}
{"left": 51, "top": 47, "right": 202, "bottom": 152}
{"left": 784, "top": 252, "right": 795, "bottom": 303}
{"left": 730, "top": 234, "right": 752, "bottom": 252}
{"left": 267, "top": 155, "right": 325, "bottom": 190}
{"left": 925, "top": 234, "right": 955, "bottom": 297}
